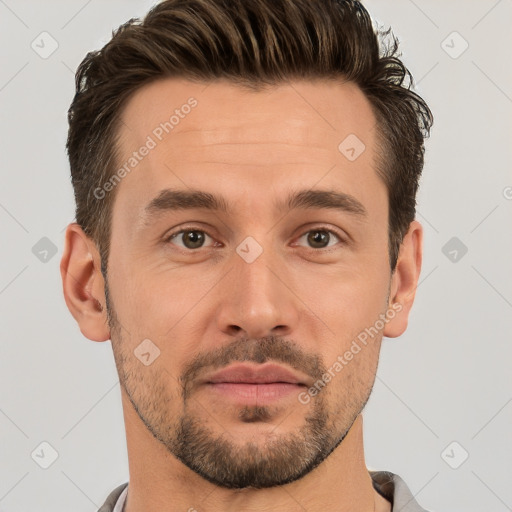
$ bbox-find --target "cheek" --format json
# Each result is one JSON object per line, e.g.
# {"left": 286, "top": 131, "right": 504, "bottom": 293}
{"left": 108, "top": 259, "right": 219, "bottom": 369}
{"left": 296, "top": 258, "right": 390, "bottom": 381}
{"left": 303, "top": 262, "right": 390, "bottom": 334}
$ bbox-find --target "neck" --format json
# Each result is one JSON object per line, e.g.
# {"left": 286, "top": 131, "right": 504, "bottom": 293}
{"left": 121, "top": 391, "right": 390, "bottom": 511}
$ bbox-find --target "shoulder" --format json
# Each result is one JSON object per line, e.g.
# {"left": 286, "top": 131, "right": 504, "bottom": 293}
{"left": 370, "top": 470, "right": 432, "bottom": 512}
{"left": 97, "top": 482, "right": 129, "bottom": 512}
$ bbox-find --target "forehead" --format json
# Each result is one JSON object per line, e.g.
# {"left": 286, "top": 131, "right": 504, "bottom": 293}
{"left": 118, "top": 76, "right": 376, "bottom": 147}
{"left": 112, "top": 77, "right": 382, "bottom": 228}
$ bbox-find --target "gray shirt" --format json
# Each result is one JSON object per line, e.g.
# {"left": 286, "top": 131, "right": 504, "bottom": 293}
{"left": 98, "top": 471, "right": 431, "bottom": 511}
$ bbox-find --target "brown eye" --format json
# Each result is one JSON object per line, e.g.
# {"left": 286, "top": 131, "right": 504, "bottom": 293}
{"left": 297, "top": 228, "right": 342, "bottom": 249}
{"left": 168, "top": 230, "right": 213, "bottom": 250}
{"left": 308, "top": 230, "right": 329, "bottom": 248}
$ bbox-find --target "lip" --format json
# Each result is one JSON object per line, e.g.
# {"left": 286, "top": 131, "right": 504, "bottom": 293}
{"left": 206, "top": 382, "right": 303, "bottom": 405}
{"left": 201, "top": 363, "right": 312, "bottom": 406}
{"left": 204, "top": 362, "right": 310, "bottom": 386}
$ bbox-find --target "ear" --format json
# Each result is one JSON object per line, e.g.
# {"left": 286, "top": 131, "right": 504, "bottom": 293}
{"left": 383, "top": 220, "right": 423, "bottom": 338}
{"left": 60, "top": 223, "right": 110, "bottom": 342}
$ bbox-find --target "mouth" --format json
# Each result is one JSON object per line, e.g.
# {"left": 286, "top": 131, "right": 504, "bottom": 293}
{"left": 202, "top": 362, "right": 310, "bottom": 405}
{"left": 206, "top": 382, "right": 304, "bottom": 403}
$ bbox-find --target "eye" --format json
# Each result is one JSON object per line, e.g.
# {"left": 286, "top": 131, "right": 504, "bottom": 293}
{"left": 295, "top": 228, "right": 343, "bottom": 250}
{"left": 166, "top": 229, "right": 216, "bottom": 250}
{"left": 164, "top": 226, "right": 345, "bottom": 252}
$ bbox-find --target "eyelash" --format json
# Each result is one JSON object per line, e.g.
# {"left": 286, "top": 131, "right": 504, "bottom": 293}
{"left": 164, "top": 225, "right": 346, "bottom": 251}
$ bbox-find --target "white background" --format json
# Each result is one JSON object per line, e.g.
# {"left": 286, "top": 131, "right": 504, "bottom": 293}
{"left": 0, "top": 1, "right": 511, "bottom": 511}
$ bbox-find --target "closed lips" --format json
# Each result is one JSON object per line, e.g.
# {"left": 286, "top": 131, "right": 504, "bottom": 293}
{"left": 205, "top": 363, "right": 310, "bottom": 386}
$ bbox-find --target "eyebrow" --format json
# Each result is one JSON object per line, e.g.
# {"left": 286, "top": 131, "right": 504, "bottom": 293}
{"left": 142, "top": 187, "right": 367, "bottom": 226}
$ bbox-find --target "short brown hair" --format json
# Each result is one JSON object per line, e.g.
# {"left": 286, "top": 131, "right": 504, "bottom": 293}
{"left": 66, "top": 0, "right": 433, "bottom": 274}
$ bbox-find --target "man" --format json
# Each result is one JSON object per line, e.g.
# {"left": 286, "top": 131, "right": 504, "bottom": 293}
{"left": 60, "top": 0, "right": 433, "bottom": 510}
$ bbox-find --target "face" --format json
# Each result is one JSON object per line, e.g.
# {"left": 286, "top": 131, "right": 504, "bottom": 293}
{"left": 103, "top": 77, "right": 394, "bottom": 488}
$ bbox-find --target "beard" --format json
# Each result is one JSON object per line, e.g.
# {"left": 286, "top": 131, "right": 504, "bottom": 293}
{"left": 105, "top": 279, "right": 376, "bottom": 489}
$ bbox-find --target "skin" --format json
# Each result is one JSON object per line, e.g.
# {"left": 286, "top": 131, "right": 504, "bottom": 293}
{"left": 61, "top": 77, "right": 422, "bottom": 512}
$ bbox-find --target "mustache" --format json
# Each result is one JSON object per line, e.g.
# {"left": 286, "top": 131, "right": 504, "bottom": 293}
{"left": 180, "top": 335, "right": 327, "bottom": 399}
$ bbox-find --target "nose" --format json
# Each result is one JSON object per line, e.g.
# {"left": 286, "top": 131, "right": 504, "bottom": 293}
{"left": 215, "top": 241, "right": 300, "bottom": 340}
